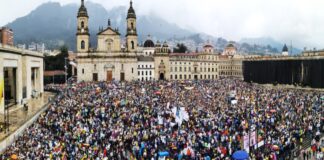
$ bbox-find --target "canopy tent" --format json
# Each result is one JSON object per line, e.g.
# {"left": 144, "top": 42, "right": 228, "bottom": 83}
{"left": 232, "top": 150, "right": 249, "bottom": 160}
{"left": 44, "top": 70, "right": 66, "bottom": 77}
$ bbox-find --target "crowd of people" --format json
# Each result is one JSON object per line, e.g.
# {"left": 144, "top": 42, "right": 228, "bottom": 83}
{"left": 1, "top": 79, "right": 323, "bottom": 159}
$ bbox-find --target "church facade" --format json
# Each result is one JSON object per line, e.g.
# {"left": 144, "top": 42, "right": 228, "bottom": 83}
{"left": 76, "top": 0, "right": 243, "bottom": 82}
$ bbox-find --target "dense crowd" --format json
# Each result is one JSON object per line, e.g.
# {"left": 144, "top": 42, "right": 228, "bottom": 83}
{"left": 1, "top": 79, "right": 323, "bottom": 160}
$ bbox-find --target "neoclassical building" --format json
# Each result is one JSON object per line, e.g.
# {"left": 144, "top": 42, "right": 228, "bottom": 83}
{"left": 76, "top": 0, "right": 243, "bottom": 82}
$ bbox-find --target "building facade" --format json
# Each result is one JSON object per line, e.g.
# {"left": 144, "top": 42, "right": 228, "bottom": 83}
{"left": 0, "top": 43, "right": 44, "bottom": 113}
{"left": 76, "top": 0, "right": 244, "bottom": 82}
{"left": 0, "top": 27, "right": 14, "bottom": 46}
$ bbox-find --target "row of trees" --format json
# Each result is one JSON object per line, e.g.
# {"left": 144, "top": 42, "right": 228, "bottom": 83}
{"left": 44, "top": 45, "right": 73, "bottom": 84}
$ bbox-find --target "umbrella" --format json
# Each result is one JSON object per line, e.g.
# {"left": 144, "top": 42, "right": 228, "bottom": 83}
{"left": 272, "top": 145, "right": 279, "bottom": 151}
{"left": 232, "top": 150, "right": 249, "bottom": 160}
{"left": 270, "top": 109, "right": 276, "bottom": 113}
{"left": 10, "top": 154, "right": 18, "bottom": 160}
{"left": 185, "top": 86, "right": 194, "bottom": 90}
{"left": 155, "top": 91, "right": 161, "bottom": 95}
{"left": 158, "top": 151, "right": 169, "bottom": 157}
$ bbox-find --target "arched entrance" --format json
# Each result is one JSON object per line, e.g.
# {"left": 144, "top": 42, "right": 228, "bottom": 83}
{"left": 159, "top": 73, "right": 165, "bottom": 80}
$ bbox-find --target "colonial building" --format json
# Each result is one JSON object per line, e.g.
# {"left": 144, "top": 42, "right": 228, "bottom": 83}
{"left": 223, "top": 42, "right": 237, "bottom": 56}
{"left": 76, "top": 0, "right": 243, "bottom": 82}
{"left": 0, "top": 43, "right": 44, "bottom": 113}
{"left": 218, "top": 55, "right": 243, "bottom": 79}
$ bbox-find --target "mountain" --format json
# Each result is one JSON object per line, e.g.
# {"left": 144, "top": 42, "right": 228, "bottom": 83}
{"left": 6, "top": 2, "right": 301, "bottom": 55}
{"left": 240, "top": 37, "right": 302, "bottom": 55}
{"left": 7, "top": 2, "right": 193, "bottom": 51}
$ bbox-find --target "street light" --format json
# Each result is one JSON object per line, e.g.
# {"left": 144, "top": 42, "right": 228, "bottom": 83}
{"left": 64, "top": 57, "right": 68, "bottom": 84}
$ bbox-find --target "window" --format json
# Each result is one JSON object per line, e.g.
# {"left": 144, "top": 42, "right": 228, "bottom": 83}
{"left": 131, "top": 41, "right": 134, "bottom": 49}
{"left": 146, "top": 71, "right": 148, "bottom": 75}
{"left": 180, "top": 67, "right": 182, "bottom": 72}
{"left": 175, "top": 67, "right": 177, "bottom": 72}
{"left": 204, "top": 75, "right": 206, "bottom": 79}
{"left": 132, "top": 68, "right": 134, "bottom": 73}
{"left": 122, "top": 64, "right": 124, "bottom": 70}
{"left": 142, "top": 65, "right": 144, "bottom": 68}
{"left": 189, "top": 75, "right": 191, "bottom": 79}
{"left": 93, "top": 73, "right": 98, "bottom": 81}
{"left": 208, "top": 75, "right": 210, "bottom": 79}
{"left": 212, "top": 75, "right": 214, "bottom": 79}
{"left": 170, "top": 75, "right": 173, "bottom": 79}
{"left": 212, "top": 68, "right": 214, "bottom": 72}
{"left": 150, "top": 65, "right": 152, "bottom": 68}
{"left": 208, "top": 68, "right": 210, "bottom": 72}
{"left": 138, "top": 71, "right": 140, "bottom": 75}
{"left": 170, "top": 67, "right": 173, "bottom": 72}
{"left": 82, "top": 69, "right": 84, "bottom": 74}
{"left": 180, "top": 75, "right": 182, "bottom": 79}
{"left": 138, "top": 65, "right": 140, "bottom": 68}
{"left": 131, "top": 22, "right": 134, "bottom": 29}
{"left": 146, "top": 65, "right": 148, "bottom": 68}
{"left": 81, "top": 21, "right": 84, "bottom": 28}
{"left": 200, "top": 75, "right": 202, "bottom": 79}
{"left": 150, "top": 71, "right": 152, "bottom": 75}
{"left": 184, "top": 75, "right": 187, "bottom": 79}
{"left": 189, "top": 67, "right": 191, "bottom": 72}
{"left": 4, "top": 70, "right": 8, "bottom": 78}
{"left": 184, "top": 67, "right": 186, "bottom": 72}
{"left": 81, "top": 40, "right": 85, "bottom": 49}
{"left": 94, "top": 64, "right": 96, "bottom": 70}
{"left": 142, "top": 71, "right": 144, "bottom": 75}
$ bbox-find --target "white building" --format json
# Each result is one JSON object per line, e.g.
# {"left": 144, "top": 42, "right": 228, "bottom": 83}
{"left": 137, "top": 56, "right": 155, "bottom": 81}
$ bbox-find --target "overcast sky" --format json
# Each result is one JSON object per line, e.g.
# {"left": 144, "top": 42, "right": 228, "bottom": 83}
{"left": 0, "top": 0, "right": 323, "bottom": 48}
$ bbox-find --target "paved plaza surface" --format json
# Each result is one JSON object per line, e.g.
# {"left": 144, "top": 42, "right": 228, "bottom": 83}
{"left": 0, "top": 92, "right": 55, "bottom": 141}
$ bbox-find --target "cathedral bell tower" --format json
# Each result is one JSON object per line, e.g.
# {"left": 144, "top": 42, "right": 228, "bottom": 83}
{"left": 76, "top": 0, "right": 90, "bottom": 53}
{"left": 126, "top": 0, "right": 138, "bottom": 52}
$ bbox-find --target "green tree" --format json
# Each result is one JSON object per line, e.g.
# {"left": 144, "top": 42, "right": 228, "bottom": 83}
{"left": 173, "top": 43, "right": 188, "bottom": 53}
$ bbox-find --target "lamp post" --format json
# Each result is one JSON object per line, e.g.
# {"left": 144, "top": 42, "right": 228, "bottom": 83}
{"left": 64, "top": 57, "right": 68, "bottom": 84}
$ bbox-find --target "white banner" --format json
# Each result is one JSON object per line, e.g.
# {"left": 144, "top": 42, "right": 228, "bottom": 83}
{"left": 243, "top": 135, "right": 250, "bottom": 153}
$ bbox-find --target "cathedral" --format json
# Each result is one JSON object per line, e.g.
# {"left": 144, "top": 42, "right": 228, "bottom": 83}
{"left": 76, "top": 0, "right": 243, "bottom": 82}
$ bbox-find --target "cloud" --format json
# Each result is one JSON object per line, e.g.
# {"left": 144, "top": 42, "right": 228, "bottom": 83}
{"left": 0, "top": 0, "right": 323, "bottom": 48}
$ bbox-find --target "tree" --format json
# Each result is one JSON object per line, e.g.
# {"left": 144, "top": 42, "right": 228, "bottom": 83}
{"left": 173, "top": 43, "right": 188, "bottom": 53}
{"left": 44, "top": 45, "right": 69, "bottom": 71}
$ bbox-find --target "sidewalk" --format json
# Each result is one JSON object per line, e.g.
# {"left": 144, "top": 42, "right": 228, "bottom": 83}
{"left": 0, "top": 92, "right": 55, "bottom": 141}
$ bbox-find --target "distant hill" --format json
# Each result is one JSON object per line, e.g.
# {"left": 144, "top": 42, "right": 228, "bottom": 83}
{"left": 240, "top": 37, "right": 302, "bottom": 55}
{"left": 7, "top": 2, "right": 193, "bottom": 50}
{"left": 6, "top": 2, "right": 301, "bottom": 55}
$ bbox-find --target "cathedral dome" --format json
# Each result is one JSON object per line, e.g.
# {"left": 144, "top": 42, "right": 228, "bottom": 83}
{"left": 144, "top": 39, "right": 155, "bottom": 48}
{"left": 203, "top": 44, "right": 213, "bottom": 48}
{"left": 155, "top": 41, "right": 161, "bottom": 47}
{"left": 162, "top": 41, "right": 169, "bottom": 47}
{"left": 226, "top": 43, "right": 235, "bottom": 48}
